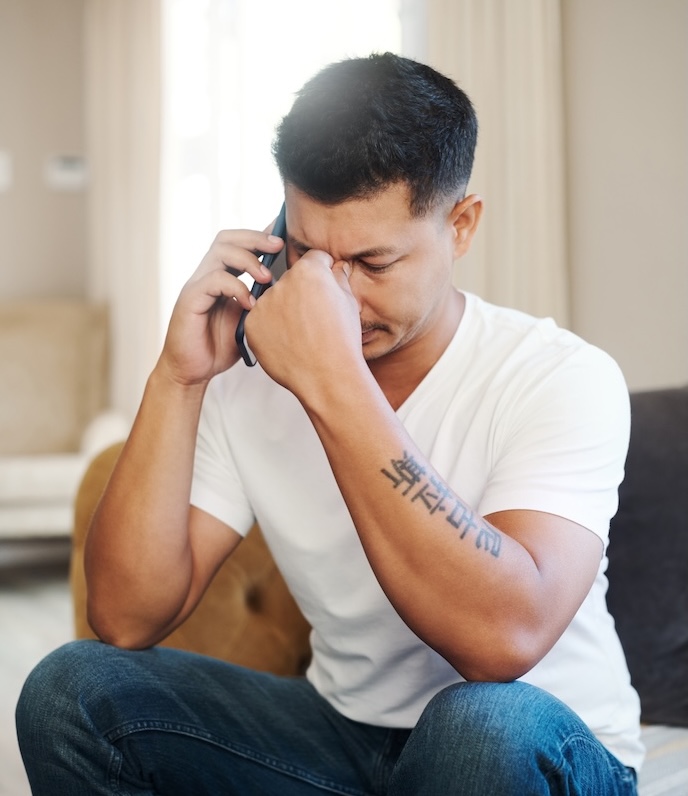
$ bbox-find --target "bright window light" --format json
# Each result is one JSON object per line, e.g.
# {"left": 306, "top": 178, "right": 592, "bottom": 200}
{"left": 160, "top": 0, "right": 402, "bottom": 327}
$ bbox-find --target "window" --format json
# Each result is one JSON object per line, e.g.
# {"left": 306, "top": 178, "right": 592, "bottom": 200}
{"left": 160, "top": 0, "right": 403, "bottom": 324}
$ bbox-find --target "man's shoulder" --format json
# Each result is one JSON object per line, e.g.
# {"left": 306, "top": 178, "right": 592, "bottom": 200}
{"left": 430, "top": 293, "right": 628, "bottom": 432}
{"left": 462, "top": 293, "right": 620, "bottom": 378}
{"left": 465, "top": 293, "right": 576, "bottom": 348}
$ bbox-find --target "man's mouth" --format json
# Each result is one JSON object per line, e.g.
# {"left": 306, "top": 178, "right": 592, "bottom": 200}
{"left": 361, "top": 325, "right": 387, "bottom": 344}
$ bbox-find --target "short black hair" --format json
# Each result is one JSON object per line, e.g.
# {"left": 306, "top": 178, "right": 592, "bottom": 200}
{"left": 272, "top": 52, "right": 478, "bottom": 216}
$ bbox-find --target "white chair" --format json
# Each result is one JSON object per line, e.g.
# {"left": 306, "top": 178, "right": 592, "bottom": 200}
{"left": 0, "top": 299, "right": 129, "bottom": 539}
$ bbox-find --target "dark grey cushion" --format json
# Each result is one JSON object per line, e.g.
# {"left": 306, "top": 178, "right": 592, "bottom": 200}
{"left": 606, "top": 386, "right": 688, "bottom": 727}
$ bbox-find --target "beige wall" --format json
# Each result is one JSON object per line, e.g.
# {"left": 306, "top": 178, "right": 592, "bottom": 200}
{"left": 563, "top": 0, "right": 688, "bottom": 391}
{"left": 0, "top": 0, "right": 87, "bottom": 300}
{"left": 1, "top": 0, "right": 685, "bottom": 391}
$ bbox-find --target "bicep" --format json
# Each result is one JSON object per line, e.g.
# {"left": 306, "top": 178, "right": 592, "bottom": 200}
{"left": 486, "top": 508, "right": 603, "bottom": 638}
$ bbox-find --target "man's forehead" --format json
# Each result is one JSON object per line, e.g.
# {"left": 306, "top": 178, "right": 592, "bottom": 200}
{"left": 286, "top": 231, "right": 401, "bottom": 261}
{"left": 283, "top": 183, "right": 423, "bottom": 259}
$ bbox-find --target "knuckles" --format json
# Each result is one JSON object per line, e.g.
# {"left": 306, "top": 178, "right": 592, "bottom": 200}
{"left": 295, "top": 249, "right": 334, "bottom": 269}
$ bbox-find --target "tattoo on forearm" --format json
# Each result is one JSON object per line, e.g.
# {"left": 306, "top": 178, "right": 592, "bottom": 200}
{"left": 381, "top": 451, "right": 502, "bottom": 558}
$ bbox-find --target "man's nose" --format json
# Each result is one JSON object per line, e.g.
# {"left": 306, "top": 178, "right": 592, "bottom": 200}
{"left": 332, "top": 260, "right": 363, "bottom": 312}
{"left": 331, "top": 259, "right": 352, "bottom": 279}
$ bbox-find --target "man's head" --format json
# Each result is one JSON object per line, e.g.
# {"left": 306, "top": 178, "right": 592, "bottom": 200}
{"left": 273, "top": 53, "right": 478, "bottom": 217}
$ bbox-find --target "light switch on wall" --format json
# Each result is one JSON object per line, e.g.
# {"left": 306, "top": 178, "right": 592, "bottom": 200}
{"left": 44, "top": 154, "right": 87, "bottom": 191}
{"left": 0, "top": 151, "right": 13, "bottom": 192}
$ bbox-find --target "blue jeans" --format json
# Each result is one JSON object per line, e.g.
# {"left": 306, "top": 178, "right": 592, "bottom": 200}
{"left": 16, "top": 640, "right": 637, "bottom": 795}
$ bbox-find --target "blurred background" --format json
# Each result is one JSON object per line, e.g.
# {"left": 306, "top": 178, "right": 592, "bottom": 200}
{"left": 1, "top": 0, "right": 686, "bottom": 419}
{"left": 0, "top": 0, "right": 686, "bottom": 792}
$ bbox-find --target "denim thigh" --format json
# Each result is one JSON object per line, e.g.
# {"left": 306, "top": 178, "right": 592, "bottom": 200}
{"left": 16, "top": 639, "right": 409, "bottom": 796}
{"left": 388, "top": 680, "right": 638, "bottom": 796}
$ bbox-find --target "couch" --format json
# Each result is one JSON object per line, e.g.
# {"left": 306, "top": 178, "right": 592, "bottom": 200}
{"left": 70, "top": 386, "right": 688, "bottom": 794}
{"left": 605, "top": 385, "right": 688, "bottom": 793}
{"left": 0, "top": 300, "right": 129, "bottom": 539}
{"left": 71, "top": 441, "right": 311, "bottom": 675}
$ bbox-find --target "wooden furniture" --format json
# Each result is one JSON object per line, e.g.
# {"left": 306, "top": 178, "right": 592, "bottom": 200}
{"left": 70, "top": 442, "right": 311, "bottom": 675}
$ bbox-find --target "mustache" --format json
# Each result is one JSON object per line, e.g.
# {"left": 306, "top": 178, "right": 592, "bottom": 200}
{"left": 361, "top": 323, "right": 390, "bottom": 334}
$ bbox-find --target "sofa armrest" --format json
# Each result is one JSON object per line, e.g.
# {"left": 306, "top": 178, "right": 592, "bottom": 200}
{"left": 79, "top": 410, "right": 131, "bottom": 459}
{"left": 70, "top": 442, "right": 313, "bottom": 676}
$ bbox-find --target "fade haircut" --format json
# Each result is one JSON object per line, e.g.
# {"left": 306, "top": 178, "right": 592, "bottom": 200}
{"left": 272, "top": 52, "right": 478, "bottom": 217}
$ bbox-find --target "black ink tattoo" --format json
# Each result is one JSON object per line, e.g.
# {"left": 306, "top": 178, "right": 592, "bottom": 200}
{"left": 381, "top": 451, "right": 427, "bottom": 496}
{"left": 381, "top": 451, "right": 502, "bottom": 558}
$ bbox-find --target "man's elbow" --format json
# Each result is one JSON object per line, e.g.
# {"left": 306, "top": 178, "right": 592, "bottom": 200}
{"left": 86, "top": 599, "right": 159, "bottom": 651}
{"left": 449, "top": 630, "right": 551, "bottom": 684}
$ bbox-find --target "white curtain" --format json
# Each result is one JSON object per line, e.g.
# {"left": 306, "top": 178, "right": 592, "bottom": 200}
{"left": 82, "top": 0, "right": 568, "bottom": 421}
{"left": 83, "top": 0, "right": 400, "bottom": 418}
{"left": 422, "top": 0, "right": 569, "bottom": 325}
{"left": 159, "top": 0, "right": 402, "bottom": 330}
{"left": 84, "top": 0, "right": 162, "bottom": 420}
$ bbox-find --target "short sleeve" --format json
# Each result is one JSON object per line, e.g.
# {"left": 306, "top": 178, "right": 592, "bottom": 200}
{"left": 478, "top": 346, "right": 631, "bottom": 542}
{"left": 190, "top": 375, "right": 255, "bottom": 536}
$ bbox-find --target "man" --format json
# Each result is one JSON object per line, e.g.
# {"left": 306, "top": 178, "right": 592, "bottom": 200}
{"left": 17, "top": 53, "right": 642, "bottom": 794}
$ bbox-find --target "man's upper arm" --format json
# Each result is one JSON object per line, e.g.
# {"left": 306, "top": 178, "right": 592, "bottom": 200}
{"left": 486, "top": 508, "right": 604, "bottom": 642}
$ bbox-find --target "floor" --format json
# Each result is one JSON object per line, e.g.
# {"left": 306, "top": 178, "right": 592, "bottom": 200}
{"left": 0, "top": 540, "right": 73, "bottom": 796}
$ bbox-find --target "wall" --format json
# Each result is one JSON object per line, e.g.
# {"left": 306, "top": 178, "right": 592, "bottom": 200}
{"left": 0, "top": 0, "right": 87, "bottom": 299}
{"left": 563, "top": 0, "right": 688, "bottom": 391}
{"left": 0, "top": 0, "right": 685, "bottom": 391}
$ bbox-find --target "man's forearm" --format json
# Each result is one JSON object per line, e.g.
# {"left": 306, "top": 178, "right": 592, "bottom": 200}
{"left": 300, "top": 368, "right": 553, "bottom": 681}
{"left": 84, "top": 366, "right": 208, "bottom": 648}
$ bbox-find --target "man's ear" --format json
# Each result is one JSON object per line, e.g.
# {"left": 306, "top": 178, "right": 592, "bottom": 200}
{"left": 449, "top": 194, "right": 483, "bottom": 258}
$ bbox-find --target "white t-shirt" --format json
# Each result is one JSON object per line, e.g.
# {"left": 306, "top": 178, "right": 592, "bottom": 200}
{"left": 191, "top": 292, "right": 644, "bottom": 770}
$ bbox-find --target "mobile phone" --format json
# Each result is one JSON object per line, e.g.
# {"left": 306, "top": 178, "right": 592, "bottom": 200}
{"left": 235, "top": 203, "right": 287, "bottom": 366}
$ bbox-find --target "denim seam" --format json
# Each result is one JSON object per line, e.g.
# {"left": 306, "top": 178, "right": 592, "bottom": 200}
{"left": 105, "top": 742, "right": 132, "bottom": 796}
{"left": 371, "top": 728, "right": 399, "bottom": 794}
{"left": 106, "top": 719, "right": 371, "bottom": 796}
{"left": 548, "top": 731, "right": 637, "bottom": 791}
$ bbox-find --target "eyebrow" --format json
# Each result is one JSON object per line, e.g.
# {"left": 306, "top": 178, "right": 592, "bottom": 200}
{"left": 287, "top": 233, "right": 400, "bottom": 261}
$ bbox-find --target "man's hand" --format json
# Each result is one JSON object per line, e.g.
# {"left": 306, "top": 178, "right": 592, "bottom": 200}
{"left": 158, "top": 229, "right": 284, "bottom": 387}
{"left": 245, "top": 251, "right": 365, "bottom": 397}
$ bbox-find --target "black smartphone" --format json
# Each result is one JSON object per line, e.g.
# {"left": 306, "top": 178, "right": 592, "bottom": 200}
{"left": 235, "top": 203, "right": 287, "bottom": 366}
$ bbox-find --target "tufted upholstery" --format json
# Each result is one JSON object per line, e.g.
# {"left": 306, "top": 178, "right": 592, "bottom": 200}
{"left": 70, "top": 442, "right": 312, "bottom": 675}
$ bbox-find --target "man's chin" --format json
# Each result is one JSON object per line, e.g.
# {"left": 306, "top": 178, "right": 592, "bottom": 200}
{"left": 361, "top": 329, "right": 401, "bottom": 363}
